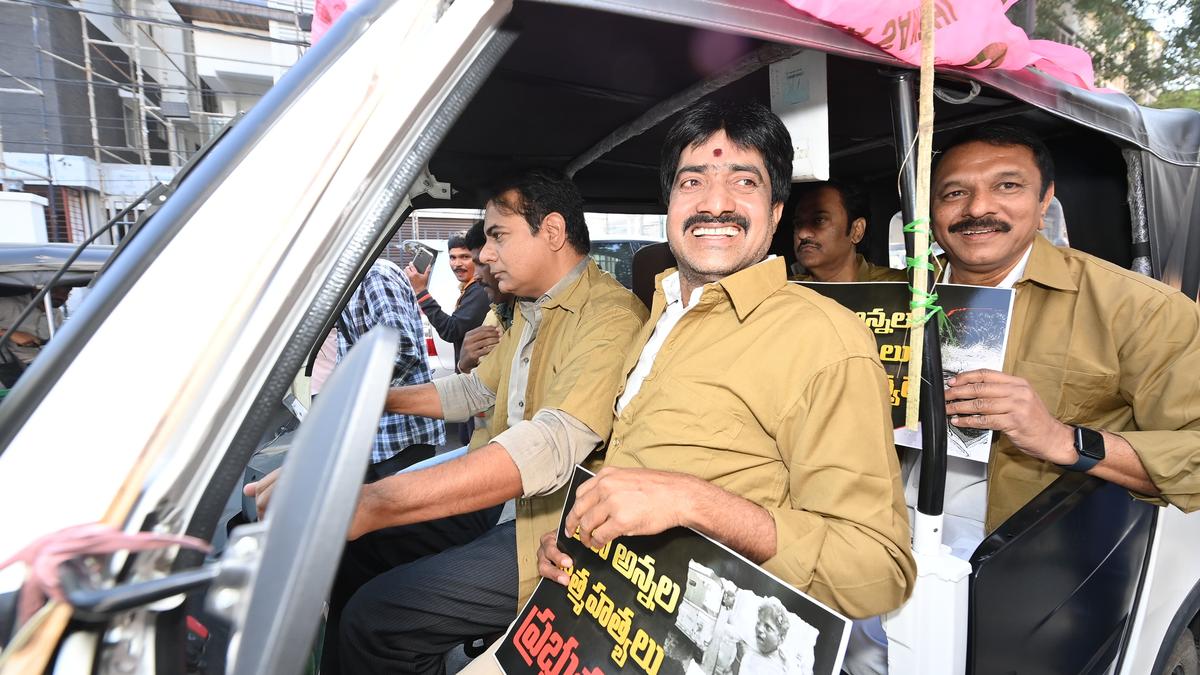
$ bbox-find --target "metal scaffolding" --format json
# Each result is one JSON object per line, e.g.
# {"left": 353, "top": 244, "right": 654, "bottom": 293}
{"left": 0, "top": 0, "right": 310, "bottom": 239}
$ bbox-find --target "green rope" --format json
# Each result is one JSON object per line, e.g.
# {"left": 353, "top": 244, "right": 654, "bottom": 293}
{"left": 903, "top": 217, "right": 945, "bottom": 328}
{"left": 902, "top": 217, "right": 931, "bottom": 235}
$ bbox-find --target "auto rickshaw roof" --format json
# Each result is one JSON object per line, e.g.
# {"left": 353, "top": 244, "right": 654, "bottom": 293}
{"left": 418, "top": 0, "right": 1200, "bottom": 214}
{"left": 0, "top": 243, "right": 115, "bottom": 293}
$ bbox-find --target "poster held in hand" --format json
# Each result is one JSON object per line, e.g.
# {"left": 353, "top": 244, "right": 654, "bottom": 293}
{"left": 495, "top": 466, "right": 851, "bottom": 675}
{"left": 796, "top": 280, "right": 1015, "bottom": 462}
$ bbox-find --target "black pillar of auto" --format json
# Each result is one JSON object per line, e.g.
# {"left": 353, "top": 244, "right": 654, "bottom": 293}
{"left": 887, "top": 70, "right": 947, "bottom": 517}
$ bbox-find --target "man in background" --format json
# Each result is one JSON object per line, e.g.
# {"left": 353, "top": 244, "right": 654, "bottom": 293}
{"left": 407, "top": 230, "right": 491, "bottom": 370}
{"left": 457, "top": 220, "right": 515, "bottom": 375}
{"left": 0, "top": 285, "right": 70, "bottom": 386}
{"left": 458, "top": 219, "right": 517, "bottom": 450}
{"left": 339, "top": 259, "right": 445, "bottom": 480}
{"left": 791, "top": 180, "right": 903, "bottom": 282}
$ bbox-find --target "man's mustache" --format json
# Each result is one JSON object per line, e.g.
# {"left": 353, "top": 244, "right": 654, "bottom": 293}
{"left": 683, "top": 213, "right": 749, "bottom": 233}
{"left": 796, "top": 238, "right": 820, "bottom": 250}
{"left": 948, "top": 216, "right": 1012, "bottom": 234}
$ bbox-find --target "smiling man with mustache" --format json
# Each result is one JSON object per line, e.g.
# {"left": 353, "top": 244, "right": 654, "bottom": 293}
{"left": 928, "top": 125, "right": 1200, "bottom": 542}
{"left": 528, "top": 100, "right": 917, "bottom": 626}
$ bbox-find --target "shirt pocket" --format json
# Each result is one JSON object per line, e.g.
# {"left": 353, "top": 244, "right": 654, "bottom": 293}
{"left": 632, "top": 375, "right": 747, "bottom": 476}
{"left": 1057, "top": 369, "right": 1122, "bottom": 425}
{"left": 1012, "top": 361, "right": 1121, "bottom": 426}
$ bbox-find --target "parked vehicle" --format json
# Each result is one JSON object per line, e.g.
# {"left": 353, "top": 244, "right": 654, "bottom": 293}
{"left": 0, "top": 243, "right": 113, "bottom": 392}
{"left": 0, "top": 1, "right": 1197, "bottom": 674}
{"left": 589, "top": 237, "right": 660, "bottom": 289}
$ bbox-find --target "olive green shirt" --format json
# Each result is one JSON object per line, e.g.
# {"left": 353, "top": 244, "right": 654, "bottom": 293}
{"left": 790, "top": 254, "right": 907, "bottom": 283}
{"left": 984, "top": 234, "right": 1200, "bottom": 532}
{"left": 469, "top": 259, "right": 647, "bottom": 605}
{"left": 605, "top": 257, "right": 916, "bottom": 619}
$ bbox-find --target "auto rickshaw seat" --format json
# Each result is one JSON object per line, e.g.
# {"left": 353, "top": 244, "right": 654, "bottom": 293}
{"left": 631, "top": 242, "right": 676, "bottom": 310}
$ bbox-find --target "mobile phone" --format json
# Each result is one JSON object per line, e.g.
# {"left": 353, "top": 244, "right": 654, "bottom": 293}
{"left": 412, "top": 246, "right": 437, "bottom": 274}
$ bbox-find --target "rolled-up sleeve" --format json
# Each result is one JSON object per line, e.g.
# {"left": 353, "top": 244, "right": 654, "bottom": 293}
{"left": 1114, "top": 292, "right": 1200, "bottom": 511}
{"left": 433, "top": 372, "right": 496, "bottom": 422}
{"left": 763, "top": 355, "right": 917, "bottom": 619}
{"left": 492, "top": 409, "right": 602, "bottom": 497}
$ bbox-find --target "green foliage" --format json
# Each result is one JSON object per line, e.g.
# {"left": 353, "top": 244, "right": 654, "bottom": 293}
{"left": 1151, "top": 88, "right": 1200, "bottom": 109}
{"left": 1034, "top": 0, "right": 1200, "bottom": 97}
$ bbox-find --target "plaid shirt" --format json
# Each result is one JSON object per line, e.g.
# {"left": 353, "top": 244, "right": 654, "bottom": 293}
{"left": 337, "top": 260, "right": 444, "bottom": 463}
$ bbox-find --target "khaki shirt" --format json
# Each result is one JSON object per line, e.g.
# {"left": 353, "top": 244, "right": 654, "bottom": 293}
{"left": 468, "top": 304, "right": 511, "bottom": 450}
{"left": 984, "top": 235, "right": 1200, "bottom": 532}
{"left": 791, "top": 254, "right": 907, "bottom": 283}
{"left": 473, "top": 259, "right": 647, "bottom": 605}
{"left": 605, "top": 257, "right": 916, "bottom": 619}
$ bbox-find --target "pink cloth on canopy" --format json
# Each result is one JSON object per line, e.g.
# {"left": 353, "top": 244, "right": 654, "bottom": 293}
{"left": 781, "top": 0, "right": 1106, "bottom": 91}
{"left": 311, "top": 0, "right": 356, "bottom": 44}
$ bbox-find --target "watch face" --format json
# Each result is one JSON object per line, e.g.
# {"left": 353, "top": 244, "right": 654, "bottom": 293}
{"left": 1075, "top": 426, "right": 1106, "bottom": 460}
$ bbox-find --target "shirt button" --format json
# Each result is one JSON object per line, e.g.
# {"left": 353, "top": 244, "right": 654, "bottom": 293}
{"left": 518, "top": 401, "right": 524, "bottom": 408}
{"left": 522, "top": 357, "right": 529, "bottom": 364}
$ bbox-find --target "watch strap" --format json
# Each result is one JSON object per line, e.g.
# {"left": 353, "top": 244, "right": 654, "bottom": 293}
{"left": 1059, "top": 426, "right": 1104, "bottom": 472}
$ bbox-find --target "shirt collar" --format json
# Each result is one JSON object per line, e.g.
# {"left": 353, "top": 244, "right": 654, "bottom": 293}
{"left": 534, "top": 256, "right": 591, "bottom": 312}
{"left": 661, "top": 271, "right": 704, "bottom": 309}
{"left": 720, "top": 256, "right": 787, "bottom": 320}
{"left": 655, "top": 256, "right": 787, "bottom": 322}
{"left": 946, "top": 244, "right": 1031, "bottom": 289}
{"left": 1020, "top": 233, "right": 1078, "bottom": 291}
{"left": 853, "top": 254, "right": 871, "bottom": 281}
{"left": 943, "top": 234, "right": 1074, "bottom": 291}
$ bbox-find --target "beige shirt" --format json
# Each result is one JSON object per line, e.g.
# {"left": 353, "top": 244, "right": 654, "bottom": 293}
{"left": 606, "top": 257, "right": 916, "bottom": 619}
{"left": 791, "top": 254, "right": 907, "bottom": 283}
{"left": 983, "top": 234, "right": 1200, "bottom": 532}
{"left": 440, "top": 258, "right": 648, "bottom": 604}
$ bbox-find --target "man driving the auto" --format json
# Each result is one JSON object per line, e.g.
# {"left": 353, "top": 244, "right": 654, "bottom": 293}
{"left": 791, "top": 180, "right": 904, "bottom": 282}
{"left": 932, "top": 125, "right": 1200, "bottom": 533}
{"left": 247, "top": 168, "right": 647, "bottom": 674}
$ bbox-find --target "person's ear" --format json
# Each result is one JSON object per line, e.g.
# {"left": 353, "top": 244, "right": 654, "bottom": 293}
{"left": 540, "top": 212, "right": 568, "bottom": 251}
{"left": 1038, "top": 182, "right": 1056, "bottom": 230}
{"left": 849, "top": 217, "right": 867, "bottom": 245}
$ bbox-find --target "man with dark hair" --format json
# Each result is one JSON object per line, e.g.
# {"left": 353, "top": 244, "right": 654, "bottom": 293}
{"left": 457, "top": 221, "right": 514, "bottom": 375}
{"left": 458, "top": 220, "right": 515, "bottom": 450}
{"left": 248, "top": 168, "right": 647, "bottom": 673}
{"left": 927, "top": 123, "right": 1200, "bottom": 535}
{"left": 406, "top": 229, "right": 490, "bottom": 373}
{"left": 791, "top": 180, "right": 905, "bottom": 282}
{"left": 527, "top": 99, "right": 914, "bottom": 638}
{"left": 489, "top": 168, "right": 592, "bottom": 256}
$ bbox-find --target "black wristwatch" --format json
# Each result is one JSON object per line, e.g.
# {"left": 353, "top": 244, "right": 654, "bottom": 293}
{"left": 1058, "top": 426, "right": 1105, "bottom": 472}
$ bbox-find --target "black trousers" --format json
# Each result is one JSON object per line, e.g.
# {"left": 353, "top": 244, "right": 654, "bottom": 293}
{"left": 322, "top": 513, "right": 515, "bottom": 674}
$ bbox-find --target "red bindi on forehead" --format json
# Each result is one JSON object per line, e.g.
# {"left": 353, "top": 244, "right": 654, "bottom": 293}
{"left": 713, "top": 148, "right": 722, "bottom": 157}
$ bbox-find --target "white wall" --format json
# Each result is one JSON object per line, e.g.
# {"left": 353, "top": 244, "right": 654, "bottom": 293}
{"left": 0, "top": 192, "right": 49, "bottom": 243}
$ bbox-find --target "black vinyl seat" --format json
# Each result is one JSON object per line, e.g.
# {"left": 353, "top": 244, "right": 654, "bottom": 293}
{"left": 967, "top": 472, "right": 1157, "bottom": 675}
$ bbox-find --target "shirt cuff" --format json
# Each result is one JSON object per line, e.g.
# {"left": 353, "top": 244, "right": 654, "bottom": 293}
{"left": 492, "top": 410, "right": 602, "bottom": 497}
{"left": 432, "top": 372, "right": 495, "bottom": 422}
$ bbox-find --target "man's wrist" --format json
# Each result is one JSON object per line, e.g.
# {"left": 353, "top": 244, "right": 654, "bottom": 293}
{"left": 416, "top": 291, "right": 432, "bottom": 304}
{"left": 676, "top": 474, "right": 708, "bottom": 531}
{"left": 1046, "top": 421, "right": 1078, "bottom": 465}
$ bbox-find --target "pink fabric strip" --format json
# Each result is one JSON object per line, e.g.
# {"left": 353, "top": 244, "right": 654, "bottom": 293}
{"left": 1, "top": 523, "right": 211, "bottom": 625}
{"left": 781, "top": 0, "right": 1108, "bottom": 92}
